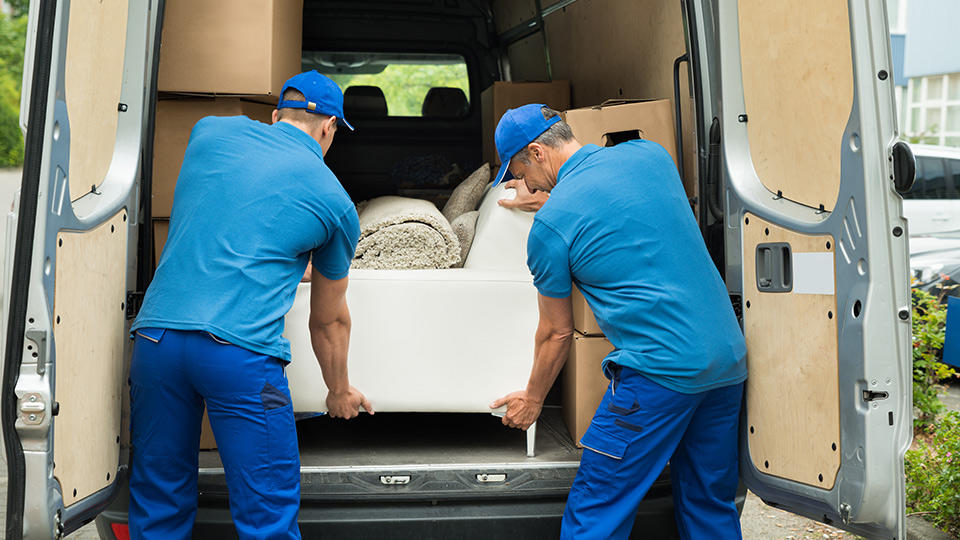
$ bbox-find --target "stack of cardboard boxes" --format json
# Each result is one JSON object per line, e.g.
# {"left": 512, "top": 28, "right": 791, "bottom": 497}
{"left": 562, "top": 289, "right": 614, "bottom": 446}
{"left": 151, "top": 0, "right": 303, "bottom": 265}
{"left": 153, "top": 0, "right": 303, "bottom": 449}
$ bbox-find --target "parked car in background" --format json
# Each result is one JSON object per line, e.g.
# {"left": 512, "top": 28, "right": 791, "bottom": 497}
{"left": 902, "top": 145, "right": 960, "bottom": 237}
{"left": 910, "top": 234, "right": 960, "bottom": 298}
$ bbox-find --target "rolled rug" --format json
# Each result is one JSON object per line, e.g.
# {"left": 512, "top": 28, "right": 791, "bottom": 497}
{"left": 353, "top": 196, "right": 462, "bottom": 270}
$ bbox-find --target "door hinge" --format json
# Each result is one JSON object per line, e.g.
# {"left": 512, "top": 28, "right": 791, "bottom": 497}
{"left": 862, "top": 390, "right": 889, "bottom": 402}
{"left": 839, "top": 503, "right": 851, "bottom": 525}
{"left": 126, "top": 291, "right": 144, "bottom": 319}
{"left": 19, "top": 393, "right": 46, "bottom": 425}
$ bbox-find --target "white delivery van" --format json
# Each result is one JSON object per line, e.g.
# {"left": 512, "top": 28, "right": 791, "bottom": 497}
{"left": 2, "top": 0, "right": 916, "bottom": 538}
{"left": 901, "top": 144, "right": 960, "bottom": 237}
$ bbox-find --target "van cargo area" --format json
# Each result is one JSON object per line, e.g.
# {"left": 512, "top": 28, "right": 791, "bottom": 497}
{"left": 104, "top": 0, "right": 710, "bottom": 537}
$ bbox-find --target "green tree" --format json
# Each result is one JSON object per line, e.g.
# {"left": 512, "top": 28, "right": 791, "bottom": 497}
{"left": 6, "top": 0, "right": 29, "bottom": 18}
{"left": 0, "top": 10, "right": 27, "bottom": 167}
{"left": 330, "top": 63, "right": 470, "bottom": 117}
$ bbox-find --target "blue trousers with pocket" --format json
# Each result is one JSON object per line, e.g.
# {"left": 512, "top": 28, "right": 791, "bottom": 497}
{"left": 128, "top": 328, "right": 301, "bottom": 540}
{"left": 561, "top": 366, "right": 744, "bottom": 540}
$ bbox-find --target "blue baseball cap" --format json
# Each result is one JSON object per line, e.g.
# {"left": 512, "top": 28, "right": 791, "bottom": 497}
{"left": 492, "top": 103, "right": 561, "bottom": 186}
{"left": 278, "top": 70, "right": 354, "bottom": 131}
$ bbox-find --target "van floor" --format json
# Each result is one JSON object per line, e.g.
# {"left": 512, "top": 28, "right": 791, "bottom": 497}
{"left": 197, "top": 406, "right": 582, "bottom": 470}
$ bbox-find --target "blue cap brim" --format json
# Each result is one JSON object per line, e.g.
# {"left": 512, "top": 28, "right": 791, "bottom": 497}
{"left": 492, "top": 161, "right": 512, "bottom": 187}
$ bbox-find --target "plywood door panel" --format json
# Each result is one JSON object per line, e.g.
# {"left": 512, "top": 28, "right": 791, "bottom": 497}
{"left": 65, "top": 0, "right": 129, "bottom": 201}
{"left": 53, "top": 211, "right": 128, "bottom": 506}
{"left": 742, "top": 214, "right": 840, "bottom": 489}
{"left": 737, "top": 0, "right": 853, "bottom": 211}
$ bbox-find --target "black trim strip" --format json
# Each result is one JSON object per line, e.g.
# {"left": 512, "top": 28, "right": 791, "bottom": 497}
{"left": 137, "top": 0, "right": 166, "bottom": 297}
{"left": 673, "top": 53, "right": 689, "bottom": 184}
{"left": 3, "top": 0, "right": 59, "bottom": 538}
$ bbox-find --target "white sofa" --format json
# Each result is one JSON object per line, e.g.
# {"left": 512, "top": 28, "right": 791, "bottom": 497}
{"left": 283, "top": 184, "right": 541, "bottom": 455}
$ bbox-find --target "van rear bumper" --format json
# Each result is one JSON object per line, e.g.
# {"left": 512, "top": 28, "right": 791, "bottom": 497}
{"left": 95, "top": 476, "right": 689, "bottom": 540}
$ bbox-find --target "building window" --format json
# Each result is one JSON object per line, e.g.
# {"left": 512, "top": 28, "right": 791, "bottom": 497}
{"left": 887, "top": 0, "right": 908, "bottom": 33}
{"left": 906, "top": 74, "right": 960, "bottom": 147}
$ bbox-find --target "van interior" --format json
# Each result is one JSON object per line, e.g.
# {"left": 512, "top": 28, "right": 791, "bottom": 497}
{"left": 158, "top": 0, "right": 702, "bottom": 495}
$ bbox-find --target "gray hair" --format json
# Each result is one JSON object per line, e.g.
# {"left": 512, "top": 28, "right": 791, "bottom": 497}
{"left": 513, "top": 106, "right": 575, "bottom": 164}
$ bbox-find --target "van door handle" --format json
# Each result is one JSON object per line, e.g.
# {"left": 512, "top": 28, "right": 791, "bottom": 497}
{"left": 756, "top": 242, "right": 793, "bottom": 293}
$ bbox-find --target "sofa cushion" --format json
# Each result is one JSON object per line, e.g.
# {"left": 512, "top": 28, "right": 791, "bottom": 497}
{"left": 450, "top": 210, "right": 479, "bottom": 268}
{"left": 442, "top": 163, "right": 490, "bottom": 222}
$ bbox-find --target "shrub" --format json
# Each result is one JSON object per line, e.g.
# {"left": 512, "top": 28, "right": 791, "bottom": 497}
{"left": 0, "top": 11, "right": 27, "bottom": 168}
{"left": 905, "top": 410, "right": 960, "bottom": 536}
{"left": 911, "top": 288, "right": 956, "bottom": 431}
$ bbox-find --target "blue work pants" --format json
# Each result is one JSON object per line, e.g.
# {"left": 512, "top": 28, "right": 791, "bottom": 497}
{"left": 561, "top": 366, "right": 744, "bottom": 540}
{"left": 128, "top": 328, "right": 301, "bottom": 540}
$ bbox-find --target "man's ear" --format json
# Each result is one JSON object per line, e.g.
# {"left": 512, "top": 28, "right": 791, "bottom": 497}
{"left": 529, "top": 143, "right": 545, "bottom": 163}
{"left": 323, "top": 115, "right": 338, "bottom": 138}
{"left": 271, "top": 109, "right": 279, "bottom": 124}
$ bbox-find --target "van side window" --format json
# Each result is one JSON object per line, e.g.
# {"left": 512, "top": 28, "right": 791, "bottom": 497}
{"left": 903, "top": 158, "right": 925, "bottom": 199}
{"left": 921, "top": 157, "right": 947, "bottom": 199}
{"left": 951, "top": 159, "right": 960, "bottom": 198}
{"left": 905, "top": 156, "right": 953, "bottom": 200}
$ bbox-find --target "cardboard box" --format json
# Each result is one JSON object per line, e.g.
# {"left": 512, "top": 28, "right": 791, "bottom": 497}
{"left": 153, "top": 218, "right": 169, "bottom": 266}
{"left": 200, "top": 408, "right": 217, "bottom": 450}
{"left": 150, "top": 220, "right": 217, "bottom": 449}
{"left": 572, "top": 285, "right": 603, "bottom": 336}
{"left": 482, "top": 81, "right": 571, "bottom": 166}
{"left": 158, "top": 0, "right": 302, "bottom": 97}
{"left": 562, "top": 333, "right": 615, "bottom": 446}
{"left": 152, "top": 98, "right": 276, "bottom": 217}
{"left": 563, "top": 99, "right": 678, "bottom": 166}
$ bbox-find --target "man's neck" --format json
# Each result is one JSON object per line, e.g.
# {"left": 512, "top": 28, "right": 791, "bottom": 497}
{"left": 551, "top": 140, "right": 584, "bottom": 175}
{"left": 278, "top": 119, "right": 322, "bottom": 145}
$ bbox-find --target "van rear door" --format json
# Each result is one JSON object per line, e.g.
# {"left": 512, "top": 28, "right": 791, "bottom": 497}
{"left": 2, "top": 0, "right": 158, "bottom": 538}
{"left": 687, "top": 0, "right": 911, "bottom": 537}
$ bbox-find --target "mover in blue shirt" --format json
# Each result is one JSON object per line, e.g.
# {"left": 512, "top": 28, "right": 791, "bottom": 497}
{"left": 490, "top": 104, "right": 747, "bottom": 540}
{"left": 129, "top": 72, "right": 372, "bottom": 540}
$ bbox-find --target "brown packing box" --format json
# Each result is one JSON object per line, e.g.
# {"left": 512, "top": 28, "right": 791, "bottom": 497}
{"left": 151, "top": 225, "right": 217, "bottom": 449}
{"left": 572, "top": 285, "right": 603, "bottom": 336}
{"left": 562, "top": 99, "right": 678, "bottom": 166}
{"left": 481, "top": 81, "right": 571, "bottom": 166}
{"left": 153, "top": 218, "right": 169, "bottom": 266}
{"left": 562, "top": 333, "right": 615, "bottom": 447}
{"left": 158, "top": 0, "right": 302, "bottom": 96}
{"left": 152, "top": 98, "right": 276, "bottom": 217}
{"left": 200, "top": 408, "right": 217, "bottom": 450}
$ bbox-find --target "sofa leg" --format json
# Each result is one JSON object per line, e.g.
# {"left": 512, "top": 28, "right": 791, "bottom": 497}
{"left": 526, "top": 422, "right": 537, "bottom": 457}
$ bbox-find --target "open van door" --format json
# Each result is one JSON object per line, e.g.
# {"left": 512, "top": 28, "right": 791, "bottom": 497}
{"left": 686, "top": 0, "right": 913, "bottom": 538}
{"left": 2, "top": 0, "right": 158, "bottom": 537}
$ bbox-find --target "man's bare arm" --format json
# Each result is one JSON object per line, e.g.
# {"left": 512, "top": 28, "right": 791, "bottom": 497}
{"left": 309, "top": 269, "right": 373, "bottom": 418}
{"left": 491, "top": 294, "right": 574, "bottom": 430}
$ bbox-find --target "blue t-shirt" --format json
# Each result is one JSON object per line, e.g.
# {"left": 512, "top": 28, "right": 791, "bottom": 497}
{"left": 132, "top": 118, "right": 360, "bottom": 361}
{"left": 527, "top": 141, "right": 747, "bottom": 393}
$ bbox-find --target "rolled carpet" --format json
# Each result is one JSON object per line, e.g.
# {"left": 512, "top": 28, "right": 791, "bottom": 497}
{"left": 353, "top": 196, "right": 462, "bottom": 270}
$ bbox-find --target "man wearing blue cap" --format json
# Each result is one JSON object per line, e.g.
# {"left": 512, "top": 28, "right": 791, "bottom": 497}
{"left": 128, "top": 71, "right": 372, "bottom": 539}
{"left": 489, "top": 104, "right": 747, "bottom": 539}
